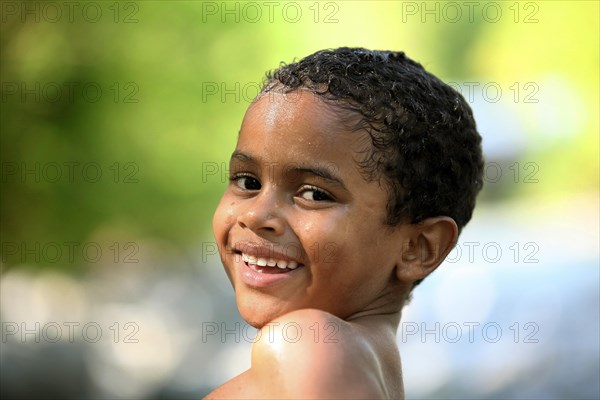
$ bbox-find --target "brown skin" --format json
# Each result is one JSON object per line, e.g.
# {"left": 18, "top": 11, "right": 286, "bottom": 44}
{"left": 209, "top": 91, "right": 458, "bottom": 399}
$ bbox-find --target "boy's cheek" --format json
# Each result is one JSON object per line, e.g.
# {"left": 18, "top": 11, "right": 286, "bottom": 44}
{"left": 212, "top": 198, "right": 236, "bottom": 231}
{"left": 224, "top": 204, "right": 236, "bottom": 225}
{"left": 211, "top": 213, "right": 230, "bottom": 263}
{"left": 211, "top": 207, "right": 223, "bottom": 241}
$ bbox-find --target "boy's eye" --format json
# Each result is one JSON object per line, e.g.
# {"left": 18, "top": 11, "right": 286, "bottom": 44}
{"left": 298, "top": 185, "right": 333, "bottom": 202}
{"left": 232, "top": 175, "right": 261, "bottom": 191}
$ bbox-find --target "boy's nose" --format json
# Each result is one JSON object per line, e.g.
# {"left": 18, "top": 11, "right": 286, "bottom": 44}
{"left": 237, "top": 190, "right": 286, "bottom": 236}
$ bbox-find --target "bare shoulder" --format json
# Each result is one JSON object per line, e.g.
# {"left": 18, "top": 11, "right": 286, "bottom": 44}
{"left": 251, "top": 309, "right": 387, "bottom": 399}
{"left": 206, "top": 309, "right": 402, "bottom": 399}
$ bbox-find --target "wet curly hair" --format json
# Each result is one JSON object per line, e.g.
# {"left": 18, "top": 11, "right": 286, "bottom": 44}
{"left": 260, "top": 47, "right": 484, "bottom": 235}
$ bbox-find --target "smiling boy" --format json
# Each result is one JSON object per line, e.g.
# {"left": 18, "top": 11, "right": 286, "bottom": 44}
{"left": 209, "top": 48, "right": 484, "bottom": 399}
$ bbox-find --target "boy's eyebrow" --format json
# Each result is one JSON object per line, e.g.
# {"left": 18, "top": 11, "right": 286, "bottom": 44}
{"left": 230, "top": 151, "right": 255, "bottom": 164}
{"left": 288, "top": 165, "right": 346, "bottom": 188}
{"left": 230, "top": 151, "right": 346, "bottom": 188}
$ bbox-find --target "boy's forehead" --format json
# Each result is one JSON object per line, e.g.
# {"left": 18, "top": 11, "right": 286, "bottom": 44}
{"left": 242, "top": 91, "right": 347, "bottom": 140}
{"left": 235, "top": 91, "right": 374, "bottom": 181}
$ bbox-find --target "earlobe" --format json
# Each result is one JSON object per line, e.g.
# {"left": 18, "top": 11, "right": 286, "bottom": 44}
{"left": 396, "top": 217, "right": 458, "bottom": 283}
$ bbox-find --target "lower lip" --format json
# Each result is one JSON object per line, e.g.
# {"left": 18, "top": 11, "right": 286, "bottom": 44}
{"left": 235, "top": 255, "right": 303, "bottom": 288}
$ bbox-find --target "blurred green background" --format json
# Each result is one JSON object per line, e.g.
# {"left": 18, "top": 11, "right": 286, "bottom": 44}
{"left": 2, "top": 0, "right": 597, "bottom": 268}
{"left": 1, "top": 1, "right": 598, "bottom": 399}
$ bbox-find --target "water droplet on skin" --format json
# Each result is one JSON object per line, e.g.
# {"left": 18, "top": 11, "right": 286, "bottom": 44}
{"left": 303, "top": 222, "right": 314, "bottom": 232}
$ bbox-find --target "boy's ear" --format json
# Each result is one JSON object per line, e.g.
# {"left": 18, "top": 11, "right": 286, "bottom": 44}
{"left": 395, "top": 217, "right": 458, "bottom": 283}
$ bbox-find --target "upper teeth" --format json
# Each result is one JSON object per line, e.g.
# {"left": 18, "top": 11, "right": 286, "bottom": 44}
{"left": 241, "top": 253, "right": 299, "bottom": 269}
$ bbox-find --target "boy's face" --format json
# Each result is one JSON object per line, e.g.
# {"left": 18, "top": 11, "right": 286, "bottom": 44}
{"left": 213, "top": 91, "right": 410, "bottom": 328}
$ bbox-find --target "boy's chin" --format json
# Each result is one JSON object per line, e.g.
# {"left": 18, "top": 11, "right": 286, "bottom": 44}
{"left": 240, "top": 311, "right": 280, "bottom": 330}
{"left": 236, "top": 295, "right": 295, "bottom": 329}
{"left": 238, "top": 302, "right": 281, "bottom": 329}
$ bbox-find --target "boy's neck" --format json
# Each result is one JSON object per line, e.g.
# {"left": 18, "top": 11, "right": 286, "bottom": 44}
{"left": 346, "top": 308, "right": 402, "bottom": 337}
{"left": 344, "top": 284, "right": 408, "bottom": 335}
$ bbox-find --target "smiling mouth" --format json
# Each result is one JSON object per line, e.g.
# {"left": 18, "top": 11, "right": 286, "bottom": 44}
{"left": 236, "top": 252, "right": 304, "bottom": 274}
